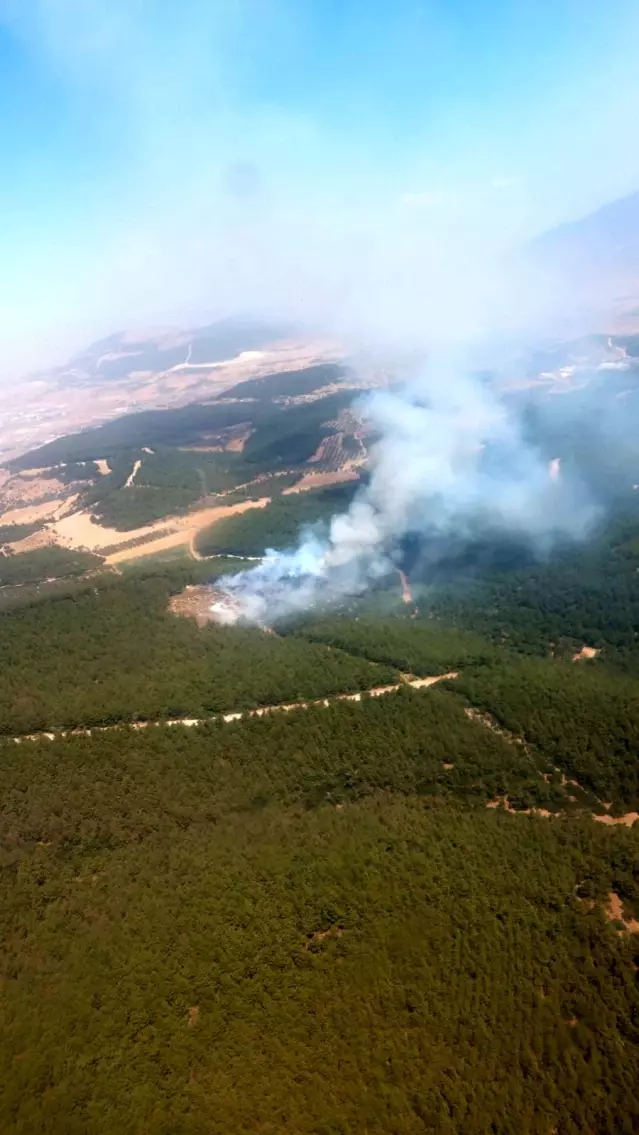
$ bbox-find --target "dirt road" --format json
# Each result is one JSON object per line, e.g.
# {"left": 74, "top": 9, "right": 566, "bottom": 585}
{"left": 124, "top": 459, "right": 142, "bottom": 488}
{"left": 9, "top": 672, "right": 459, "bottom": 745}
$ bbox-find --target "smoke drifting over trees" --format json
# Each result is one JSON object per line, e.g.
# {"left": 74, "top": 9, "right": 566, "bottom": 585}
{"left": 221, "top": 357, "right": 605, "bottom": 623}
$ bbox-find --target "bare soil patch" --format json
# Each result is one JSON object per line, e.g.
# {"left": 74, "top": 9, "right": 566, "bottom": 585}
{"left": 169, "top": 584, "right": 245, "bottom": 627}
{"left": 572, "top": 645, "right": 600, "bottom": 662}
{"left": 46, "top": 497, "right": 270, "bottom": 563}
{"left": 305, "top": 926, "right": 344, "bottom": 950}
{"left": 0, "top": 473, "right": 67, "bottom": 507}
{"left": 594, "top": 811, "right": 639, "bottom": 827}
{"left": 398, "top": 570, "right": 412, "bottom": 604}
{"left": 0, "top": 495, "right": 78, "bottom": 528}
{"left": 124, "top": 459, "right": 142, "bottom": 488}
{"left": 486, "top": 798, "right": 554, "bottom": 819}
{"left": 605, "top": 892, "right": 639, "bottom": 933}
{"left": 282, "top": 468, "right": 359, "bottom": 494}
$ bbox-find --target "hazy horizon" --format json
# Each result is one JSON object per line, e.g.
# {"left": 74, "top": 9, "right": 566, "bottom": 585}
{"left": 2, "top": 0, "right": 639, "bottom": 377}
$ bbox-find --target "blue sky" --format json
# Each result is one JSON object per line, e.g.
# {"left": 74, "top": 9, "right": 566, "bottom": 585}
{"left": 1, "top": 0, "right": 639, "bottom": 372}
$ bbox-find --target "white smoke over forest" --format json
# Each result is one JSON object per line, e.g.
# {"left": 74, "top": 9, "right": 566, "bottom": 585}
{"left": 219, "top": 354, "right": 597, "bottom": 624}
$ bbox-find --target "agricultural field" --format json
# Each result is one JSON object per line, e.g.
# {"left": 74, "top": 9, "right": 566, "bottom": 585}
{"left": 0, "top": 364, "right": 370, "bottom": 580}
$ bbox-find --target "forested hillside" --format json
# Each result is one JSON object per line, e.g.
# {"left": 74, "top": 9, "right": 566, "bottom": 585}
{"left": 1, "top": 696, "right": 638, "bottom": 1133}
{"left": 0, "top": 574, "right": 395, "bottom": 734}
{"left": 454, "top": 658, "right": 639, "bottom": 810}
{"left": 0, "top": 546, "right": 102, "bottom": 587}
{"left": 291, "top": 614, "right": 498, "bottom": 675}
{"left": 427, "top": 508, "right": 639, "bottom": 670}
{"left": 2, "top": 466, "right": 639, "bottom": 1132}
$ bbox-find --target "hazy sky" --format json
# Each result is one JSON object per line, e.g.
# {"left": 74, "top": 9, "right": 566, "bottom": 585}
{"left": 1, "top": 0, "right": 639, "bottom": 374}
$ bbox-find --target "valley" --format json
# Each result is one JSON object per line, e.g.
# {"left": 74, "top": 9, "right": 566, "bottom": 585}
{"left": 1, "top": 339, "right": 639, "bottom": 1134}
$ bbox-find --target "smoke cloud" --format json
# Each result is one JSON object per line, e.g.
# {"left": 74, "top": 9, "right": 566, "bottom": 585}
{"left": 2, "top": 0, "right": 639, "bottom": 374}
{"left": 220, "top": 353, "right": 598, "bottom": 624}
{"left": 2, "top": 1, "right": 638, "bottom": 609}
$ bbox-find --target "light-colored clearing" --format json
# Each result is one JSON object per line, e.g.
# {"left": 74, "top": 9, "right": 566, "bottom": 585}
{"left": 572, "top": 645, "right": 600, "bottom": 662}
{"left": 106, "top": 498, "right": 271, "bottom": 565}
{"left": 282, "top": 468, "right": 359, "bottom": 494}
{"left": 177, "top": 445, "right": 224, "bottom": 453}
{"left": 411, "top": 672, "right": 457, "bottom": 688}
{"left": 46, "top": 496, "right": 270, "bottom": 560}
{"left": 124, "top": 459, "right": 142, "bottom": 488}
{"left": 95, "top": 459, "right": 111, "bottom": 476}
{"left": 399, "top": 569, "right": 412, "bottom": 604}
{"left": 7, "top": 466, "right": 49, "bottom": 479}
{"left": 305, "top": 926, "right": 344, "bottom": 949}
{"left": 0, "top": 474, "right": 66, "bottom": 507}
{"left": 225, "top": 427, "right": 254, "bottom": 453}
{"left": 606, "top": 892, "right": 639, "bottom": 933}
{"left": 486, "top": 797, "right": 554, "bottom": 819}
{"left": 594, "top": 811, "right": 638, "bottom": 827}
{"left": 0, "top": 495, "right": 78, "bottom": 527}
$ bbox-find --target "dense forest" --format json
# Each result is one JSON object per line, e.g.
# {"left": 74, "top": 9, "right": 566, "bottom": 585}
{"left": 0, "top": 521, "right": 43, "bottom": 544}
{"left": 223, "top": 361, "right": 346, "bottom": 400}
{"left": 241, "top": 392, "right": 354, "bottom": 470}
{"left": 291, "top": 614, "right": 498, "bottom": 675}
{"left": 0, "top": 574, "right": 396, "bottom": 734}
{"left": 417, "top": 507, "right": 639, "bottom": 672}
{"left": 0, "top": 546, "right": 103, "bottom": 587}
{"left": 1, "top": 695, "right": 638, "bottom": 1133}
{"left": 453, "top": 658, "right": 639, "bottom": 810}
{"left": 4, "top": 414, "right": 639, "bottom": 1129}
{"left": 10, "top": 382, "right": 356, "bottom": 472}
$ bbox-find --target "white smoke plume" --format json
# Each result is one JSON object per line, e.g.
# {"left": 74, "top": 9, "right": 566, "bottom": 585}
{"left": 219, "top": 354, "right": 596, "bottom": 625}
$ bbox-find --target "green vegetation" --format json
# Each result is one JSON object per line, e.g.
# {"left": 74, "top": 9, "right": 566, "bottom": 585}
{"left": 0, "top": 546, "right": 103, "bottom": 587}
{"left": 454, "top": 657, "right": 639, "bottom": 810}
{"left": 6, "top": 413, "right": 639, "bottom": 1130}
{"left": 8, "top": 402, "right": 262, "bottom": 466}
{"left": 135, "top": 448, "right": 242, "bottom": 495}
{"left": 292, "top": 614, "right": 498, "bottom": 675}
{"left": 0, "top": 522, "right": 43, "bottom": 544}
{"left": 209, "top": 471, "right": 302, "bottom": 505}
{"left": 197, "top": 483, "right": 359, "bottom": 555}
{"left": 1, "top": 695, "right": 638, "bottom": 1133}
{"left": 11, "top": 381, "right": 355, "bottom": 471}
{"left": 49, "top": 461, "right": 100, "bottom": 483}
{"left": 0, "top": 574, "right": 395, "bottom": 733}
{"left": 10, "top": 385, "right": 358, "bottom": 534}
{"left": 242, "top": 391, "right": 354, "bottom": 470}
{"left": 225, "top": 362, "right": 346, "bottom": 400}
{"left": 80, "top": 450, "right": 248, "bottom": 531}
{"left": 429, "top": 511, "right": 639, "bottom": 670}
{"left": 90, "top": 485, "right": 199, "bottom": 530}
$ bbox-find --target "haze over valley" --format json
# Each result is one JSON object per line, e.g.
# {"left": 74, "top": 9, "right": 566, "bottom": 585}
{"left": 2, "top": 2, "right": 639, "bottom": 1132}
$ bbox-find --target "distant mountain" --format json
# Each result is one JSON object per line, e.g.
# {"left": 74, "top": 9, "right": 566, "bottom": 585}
{"left": 530, "top": 191, "right": 639, "bottom": 324}
{"left": 52, "top": 318, "right": 293, "bottom": 387}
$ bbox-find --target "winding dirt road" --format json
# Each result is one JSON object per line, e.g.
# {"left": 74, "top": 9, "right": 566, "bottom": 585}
{"left": 9, "top": 672, "right": 459, "bottom": 745}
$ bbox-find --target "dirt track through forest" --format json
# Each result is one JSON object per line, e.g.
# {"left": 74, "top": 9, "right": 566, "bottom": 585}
{"left": 7, "top": 670, "right": 639, "bottom": 833}
{"left": 8, "top": 672, "right": 459, "bottom": 745}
